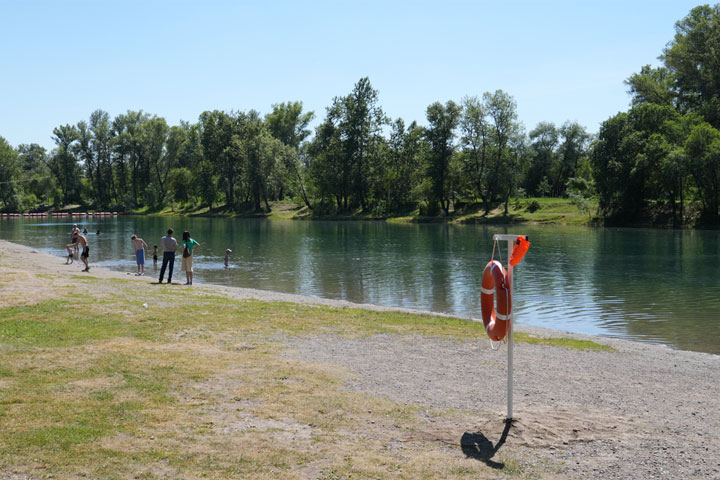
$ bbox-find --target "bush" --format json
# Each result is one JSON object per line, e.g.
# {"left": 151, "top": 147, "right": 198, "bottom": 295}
{"left": 526, "top": 200, "right": 541, "bottom": 213}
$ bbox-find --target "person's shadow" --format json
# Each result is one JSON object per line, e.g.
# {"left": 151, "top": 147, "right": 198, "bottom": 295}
{"left": 460, "top": 419, "right": 513, "bottom": 469}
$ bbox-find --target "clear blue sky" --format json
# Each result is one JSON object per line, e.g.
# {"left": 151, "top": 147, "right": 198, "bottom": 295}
{"left": 0, "top": 0, "right": 705, "bottom": 151}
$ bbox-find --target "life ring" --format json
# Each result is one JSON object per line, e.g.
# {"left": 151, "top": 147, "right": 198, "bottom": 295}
{"left": 481, "top": 260, "right": 511, "bottom": 341}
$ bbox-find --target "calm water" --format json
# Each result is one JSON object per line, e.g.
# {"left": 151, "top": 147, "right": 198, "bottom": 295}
{"left": 1, "top": 216, "right": 719, "bottom": 354}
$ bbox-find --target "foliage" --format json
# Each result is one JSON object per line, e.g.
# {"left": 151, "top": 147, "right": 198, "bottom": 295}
{"left": 525, "top": 199, "right": 541, "bottom": 213}
{"left": 591, "top": 4, "right": 720, "bottom": 224}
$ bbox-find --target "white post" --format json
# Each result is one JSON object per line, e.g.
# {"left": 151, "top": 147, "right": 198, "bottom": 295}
{"left": 492, "top": 234, "right": 526, "bottom": 421}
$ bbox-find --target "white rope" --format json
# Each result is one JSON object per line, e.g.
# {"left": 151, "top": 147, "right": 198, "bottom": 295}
{"left": 489, "top": 338, "right": 503, "bottom": 351}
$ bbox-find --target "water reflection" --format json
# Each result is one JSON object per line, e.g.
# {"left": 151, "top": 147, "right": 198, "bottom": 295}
{"left": 1, "top": 217, "right": 719, "bottom": 354}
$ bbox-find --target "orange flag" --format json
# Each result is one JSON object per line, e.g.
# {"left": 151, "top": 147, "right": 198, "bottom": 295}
{"left": 509, "top": 236, "right": 530, "bottom": 266}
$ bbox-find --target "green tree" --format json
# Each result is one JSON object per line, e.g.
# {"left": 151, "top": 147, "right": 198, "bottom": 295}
{"left": 625, "top": 65, "right": 676, "bottom": 107}
{"left": 200, "top": 110, "right": 236, "bottom": 207}
{"left": 265, "top": 101, "right": 314, "bottom": 208}
{"left": 308, "top": 113, "right": 344, "bottom": 210}
{"left": 662, "top": 4, "right": 720, "bottom": 126}
{"left": 17, "top": 144, "right": 52, "bottom": 204}
{"left": 311, "top": 78, "right": 386, "bottom": 211}
{"left": 685, "top": 121, "right": 720, "bottom": 217}
{"left": 166, "top": 167, "right": 193, "bottom": 205}
{"left": 143, "top": 117, "right": 171, "bottom": 206}
{"left": 525, "top": 122, "right": 558, "bottom": 196}
{"left": 459, "top": 96, "right": 492, "bottom": 206}
{"left": 112, "top": 110, "right": 150, "bottom": 208}
{"left": 75, "top": 110, "right": 113, "bottom": 208}
{"left": 591, "top": 103, "right": 681, "bottom": 220}
{"left": 424, "top": 100, "right": 461, "bottom": 216}
{"left": 48, "top": 124, "right": 81, "bottom": 206}
{"left": 0, "top": 137, "right": 21, "bottom": 211}
{"left": 553, "top": 121, "right": 591, "bottom": 196}
{"left": 380, "top": 118, "right": 424, "bottom": 212}
{"left": 484, "top": 90, "right": 522, "bottom": 214}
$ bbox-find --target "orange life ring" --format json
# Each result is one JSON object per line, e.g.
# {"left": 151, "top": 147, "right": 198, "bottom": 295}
{"left": 481, "top": 260, "right": 511, "bottom": 341}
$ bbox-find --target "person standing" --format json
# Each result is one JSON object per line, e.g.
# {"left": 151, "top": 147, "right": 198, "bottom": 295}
{"left": 181, "top": 230, "right": 200, "bottom": 285}
{"left": 131, "top": 234, "right": 149, "bottom": 276}
{"left": 158, "top": 228, "right": 178, "bottom": 284}
{"left": 70, "top": 224, "right": 80, "bottom": 259}
{"left": 75, "top": 232, "right": 90, "bottom": 272}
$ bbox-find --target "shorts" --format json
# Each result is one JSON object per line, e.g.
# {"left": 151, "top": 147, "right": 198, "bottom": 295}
{"left": 181, "top": 255, "right": 193, "bottom": 272}
{"left": 136, "top": 249, "right": 145, "bottom": 265}
{"left": 153, "top": 255, "right": 158, "bottom": 262}
{"left": 81, "top": 247, "right": 89, "bottom": 259}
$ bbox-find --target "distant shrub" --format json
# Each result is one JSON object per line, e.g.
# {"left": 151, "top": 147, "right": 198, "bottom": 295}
{"left": 526, "top": 200, "right": 541, "bottom": 213}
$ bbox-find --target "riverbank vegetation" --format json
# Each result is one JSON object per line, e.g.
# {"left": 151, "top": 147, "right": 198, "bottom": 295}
{"left": 1, "top": 5, "right": 719, "bottom": 227}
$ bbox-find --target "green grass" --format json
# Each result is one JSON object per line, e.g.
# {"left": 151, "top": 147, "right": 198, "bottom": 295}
{"left": 515, "top": 332, "right": 616, "bottom": 352}
{"left": 0, "top": 273, "right": 611, "bottom": 479}
{"left": 125, "top": 198, "right": 598, "bottom": 226}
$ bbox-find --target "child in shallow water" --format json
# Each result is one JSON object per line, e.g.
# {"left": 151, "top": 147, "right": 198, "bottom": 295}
{"left": 65, "top": 244, "right": 74, "bottom": 264}
{"left": 224, "top": 249, "right": 231, "bottom": 267}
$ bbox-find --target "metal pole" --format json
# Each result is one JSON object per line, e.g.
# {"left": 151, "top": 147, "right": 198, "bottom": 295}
{"left": 493, "top": 234, "right": 524, "bottom": 421}
{"left": 507, "top": 239, "right": 514, "bottom": 420}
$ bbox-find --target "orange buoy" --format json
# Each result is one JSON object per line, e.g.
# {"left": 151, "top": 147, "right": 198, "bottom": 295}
{"left": 481, "top": 260, "right": 511, "bottom": 341}
{"left": 509, "top": 235, "right": 530, "bottom": 267}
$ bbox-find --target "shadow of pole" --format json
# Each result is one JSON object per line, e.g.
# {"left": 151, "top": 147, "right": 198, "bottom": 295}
{"left": 460, "top": 419, "right": 513, "bottom": 469}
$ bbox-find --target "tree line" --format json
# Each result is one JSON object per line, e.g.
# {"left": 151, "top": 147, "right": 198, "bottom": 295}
{"left": 0, "top": 83, "right": 593, "bottom": 218}
{"left": 1, "top": 4, "right": 719, "bottom": 226}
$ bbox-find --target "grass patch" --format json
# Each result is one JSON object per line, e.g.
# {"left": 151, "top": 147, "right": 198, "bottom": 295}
{"left": 515, "top": 332, "right": 616, "bottom": 352}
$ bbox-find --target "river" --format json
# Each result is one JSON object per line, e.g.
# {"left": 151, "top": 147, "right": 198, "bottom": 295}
{"left": 1, "top": 215, "right": 719, "bottom": 355}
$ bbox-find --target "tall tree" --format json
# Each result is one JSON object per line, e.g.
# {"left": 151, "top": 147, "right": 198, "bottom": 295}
{"left": 553, "top": 121, "right": 590, "bottom": 196}
{"left": 625, "top": 65, "right": 676, "bottom": 107}
{"left": 112, "top": 110, "right": 150, "bottom": 208}
{"left": 425, "top": 100, "right": 461, "bottom": 216}
{"left": 48, "top": 124, "right": 81, "bottom": 205}
{"left": 200, "top": 110, "right": 236, "bottom": 207}
{"left": 685, "top": 121, "right": 720, "bottom": 217}
{"left": 662, "top": 4, "right": 720, "bottom": 126}
{"left": 459, "top": 96, "right": 492, "bottom": 205}
{"left": 143, "top": 117, "right": 171, "bottom": 206}
{"left": 0, "top": 137, "right": 21, "bottom": 210}
{"left": 484, "top": 90, "right": 521, "bottom": 214}
{"left": 265, "top": 101, "right": 314, "bottom": 208}
{"left": 525, "top": 122, "right": 558, "bottom": 196}
{"left": 17, "top": 144, "right": 52, "bottom": 204}
{"left": 341, "top": 77, "right": 386, "bottom": 211}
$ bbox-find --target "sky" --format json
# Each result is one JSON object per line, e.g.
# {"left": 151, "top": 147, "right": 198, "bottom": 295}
{"left": 0, "top": 0, "right": 706, "bottom": 151}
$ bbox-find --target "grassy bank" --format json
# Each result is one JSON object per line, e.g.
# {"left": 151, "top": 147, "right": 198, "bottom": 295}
{"left": 0, "top": 263, "right": 612, "bottom": 479}
{"left": 134, "top": 197, "right": 597, "bottom": 226}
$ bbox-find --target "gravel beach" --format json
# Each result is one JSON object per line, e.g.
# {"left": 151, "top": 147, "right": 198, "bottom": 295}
{"left": 1, "top": 239, "right": 719, "bottom": 479}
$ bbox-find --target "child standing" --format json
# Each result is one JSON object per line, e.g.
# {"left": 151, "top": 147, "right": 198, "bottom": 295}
{"left": 224, "top": 249, "right": 231, "bottom": 267}
{"left": 131, "top": 234, "right": 149, "bottom": 275}
{"left": 152, "top": 245, "right": 158, "bottom": 268}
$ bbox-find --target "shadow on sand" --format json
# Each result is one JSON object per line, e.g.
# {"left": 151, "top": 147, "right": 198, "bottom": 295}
{"left": 460, "top": 419, "right": 513, "bottom": 469}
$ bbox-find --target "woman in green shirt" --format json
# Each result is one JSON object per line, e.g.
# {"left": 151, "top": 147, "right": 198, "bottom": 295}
{"left": 181, "top": 231, "right": 200, "bottom": 285}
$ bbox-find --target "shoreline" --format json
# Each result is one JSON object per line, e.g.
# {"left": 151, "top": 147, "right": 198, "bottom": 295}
{"left": 2, "top": 239, "right": 720, "bottom": 478}
{"left": 4, "top": 236, "right": 715, "bottom": 357}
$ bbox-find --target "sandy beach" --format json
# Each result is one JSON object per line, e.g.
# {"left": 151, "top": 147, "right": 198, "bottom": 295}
{"left": 1, "top": 239, "right": 719, "bottom": 479}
